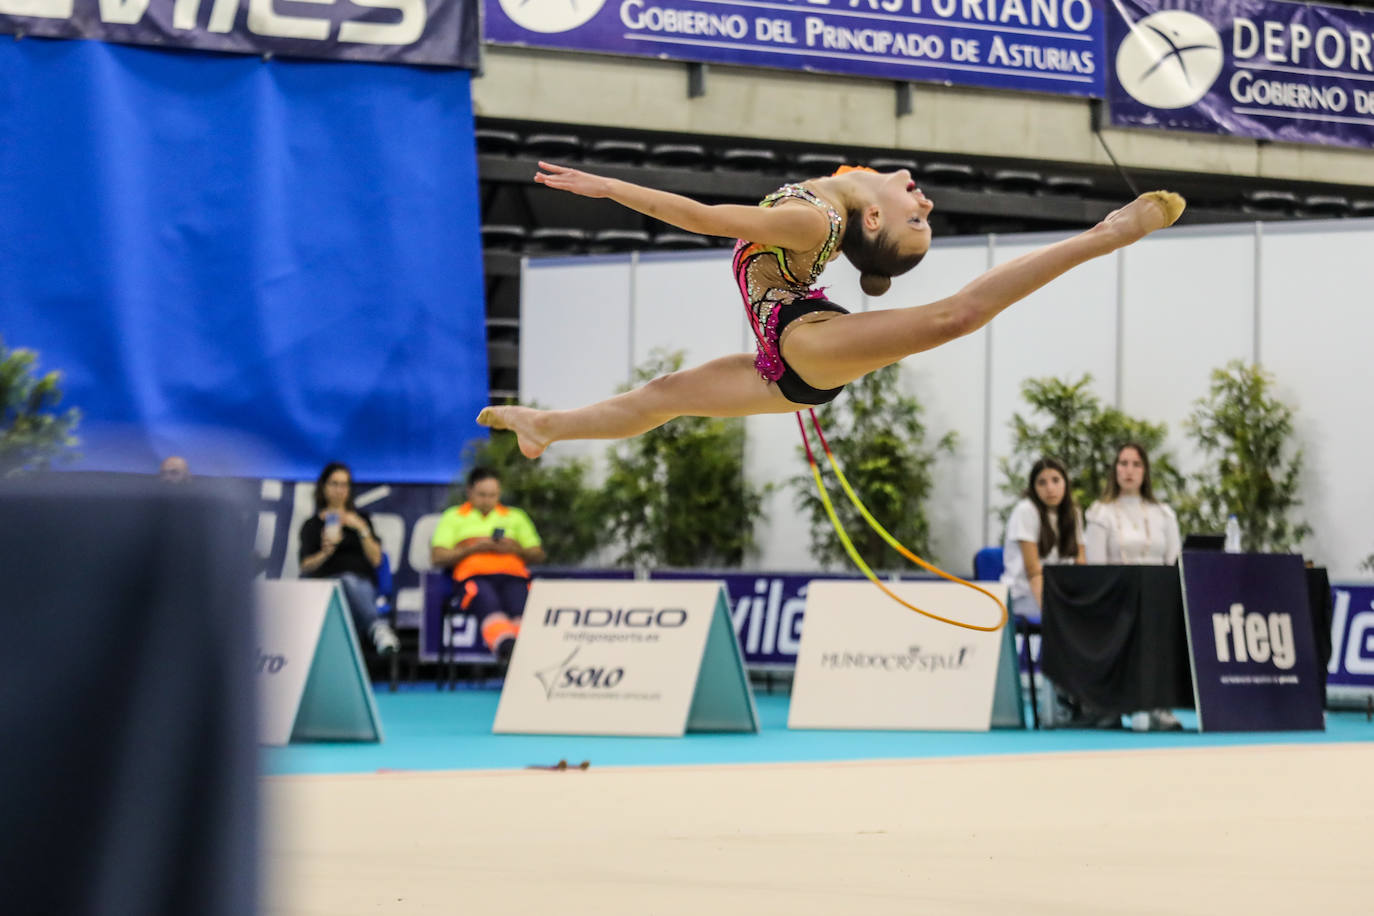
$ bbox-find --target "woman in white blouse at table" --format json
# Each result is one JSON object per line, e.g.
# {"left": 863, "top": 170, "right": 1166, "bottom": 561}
{"left": 1085, "top": 442, "right": 1181, "bottom": 566}
{"left": 1084, "top": 441, "right": 1183, "bottom": 731}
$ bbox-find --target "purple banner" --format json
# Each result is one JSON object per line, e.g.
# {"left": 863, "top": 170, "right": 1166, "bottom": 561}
{"left": 1328, "top": 584, "right": 1374, "bottom": 702}
{"left": 485, "top": 0, "right": 1106, "bottom": 97}
{"left": 1180, "top": 552, "right": 1323, "bottom": 732}
{"left": 0, "top": 0, "right": 480, "bottom": 68}
{"left": 1107, "top": 0, "right": 1374, "bottom": 149}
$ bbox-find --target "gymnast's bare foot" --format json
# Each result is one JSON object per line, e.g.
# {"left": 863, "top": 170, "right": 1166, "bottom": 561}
{"left": 1097, "top": 191, "right": 1186, "bottom": 248}
{"left": 477, "top": 406, "right": 551, "bottom": 459}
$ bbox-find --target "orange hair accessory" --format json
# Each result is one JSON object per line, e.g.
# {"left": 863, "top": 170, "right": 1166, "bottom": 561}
{"left": 832, "top": 165, "right": 877, "bottom": 175}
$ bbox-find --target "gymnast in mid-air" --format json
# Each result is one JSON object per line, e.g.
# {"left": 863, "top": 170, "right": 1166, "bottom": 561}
{"left": 479, "top": 161, "right": 1184, "bottom": 459}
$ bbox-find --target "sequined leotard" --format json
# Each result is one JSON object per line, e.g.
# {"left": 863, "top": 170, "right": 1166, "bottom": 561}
{"left": 732, "top": 183, "right": 850, "bottom": 406}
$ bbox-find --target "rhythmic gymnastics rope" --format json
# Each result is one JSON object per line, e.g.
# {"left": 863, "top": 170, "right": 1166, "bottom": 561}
{"left": 797, "top": 409, "right": 1008, "bottom": 632}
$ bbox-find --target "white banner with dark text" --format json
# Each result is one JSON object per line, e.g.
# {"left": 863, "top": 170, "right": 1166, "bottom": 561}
{"left": 493, "top": 579, "right": 757, "bottom": 736}
{"left": 789, "top": 580, "right": 1008, "bottom": 731}
{"left": 0, "top": 0, "right": 480, "bottom": 67}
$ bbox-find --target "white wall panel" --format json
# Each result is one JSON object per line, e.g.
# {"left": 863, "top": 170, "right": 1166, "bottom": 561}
{"left": 884, "top": 237, "right": 991, "bottom": 569}
{"left": 1120, "top": 226, "right": 1256, "bottom": 473}
{"left": 520, "top": 256, "right": 633, "bottom": 472}
{"left": 987, "top": 235, "right": 1119, "bottom": 536}
{"left": 1259, "top": 220, "right": 1374, "bottom": 579}
{"left": 631, "top": 251, "right": 740, "bottom": 369}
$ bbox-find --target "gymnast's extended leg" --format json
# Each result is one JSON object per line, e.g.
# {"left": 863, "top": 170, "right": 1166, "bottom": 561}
{"left": 479, "top": 353, "right": 802, "bottom": 458}
{"left": 782, "top": 192, "right": 1183, "bottom": 389}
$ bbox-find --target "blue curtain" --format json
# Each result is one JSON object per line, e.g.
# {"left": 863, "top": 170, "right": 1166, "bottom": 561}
{"left": 0, "top": 37, "right": 488, "bottom": 482}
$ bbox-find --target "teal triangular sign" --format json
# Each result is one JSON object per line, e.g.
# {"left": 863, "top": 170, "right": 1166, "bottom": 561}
{"left": 686, "top": 586, "right": 759, "bottom": 733}
{"left": 292, "top": 586, "right": 383, "bottom": 742}
{"left": 989, "top": 620, "right": 1026, "bottom": 729}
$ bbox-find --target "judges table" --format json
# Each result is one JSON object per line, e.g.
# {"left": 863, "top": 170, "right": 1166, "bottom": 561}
{"left": 1041, "top": 564, "right": 1333, "bottom": 718}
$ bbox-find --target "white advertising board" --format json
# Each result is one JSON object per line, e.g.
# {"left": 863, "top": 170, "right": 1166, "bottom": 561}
{"left": 789, "top": 580, "right": 1010, "bottom": 731}
{"left": 255, "top": 580, "right": 382, "bottom": 745}
{"left": 493, "top": 579, "right": 757, "bottom": 737}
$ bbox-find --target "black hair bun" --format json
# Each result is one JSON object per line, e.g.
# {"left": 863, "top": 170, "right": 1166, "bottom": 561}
{"left": 860, "top": 272, "right": 891, "bottom": 297}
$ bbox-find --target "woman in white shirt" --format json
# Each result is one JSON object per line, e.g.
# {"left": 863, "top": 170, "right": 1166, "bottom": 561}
{"left": 1084, "top": 442, "right": 1183, "bottom": 731}
{"left": 1002, "top": 457, "right": 1086, "bottom": 620}
{"left": 1084, "top": 442, "right": 1181, "bottom": 565}
{"left": 1002, "top": 457, "right": 1087, "bottom": 728}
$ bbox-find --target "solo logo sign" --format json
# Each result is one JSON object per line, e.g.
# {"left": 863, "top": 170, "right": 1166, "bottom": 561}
{"left": 534, "top": 647, "right": 626, "bottom": 699}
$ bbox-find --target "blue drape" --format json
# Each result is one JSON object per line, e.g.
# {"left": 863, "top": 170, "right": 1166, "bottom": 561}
{"left": 0, "top": 37, "right": 488, "bottom": 482}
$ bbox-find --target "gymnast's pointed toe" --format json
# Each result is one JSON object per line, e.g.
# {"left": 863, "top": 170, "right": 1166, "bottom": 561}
{"left": 1143, "top": 191, "right": 1186, "bottom": 227}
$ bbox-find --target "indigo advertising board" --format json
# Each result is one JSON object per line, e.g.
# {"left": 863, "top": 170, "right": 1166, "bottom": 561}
{"left": 1179, "top": 552, "right": 1323, "bottom": 732}
{"left": 485, "top": 0, "right": 1107, "bottom": 97}
{"left": 1107, "top": 0, "right": 1374, "bottom": 148}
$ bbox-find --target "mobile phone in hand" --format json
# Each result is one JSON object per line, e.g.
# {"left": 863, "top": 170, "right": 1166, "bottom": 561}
{"left": 491, "top": 527, "right": 506, "bottom": 541}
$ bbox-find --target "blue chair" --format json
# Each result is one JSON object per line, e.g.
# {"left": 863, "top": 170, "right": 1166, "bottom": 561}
{"left": 972, "top": 546, "right": 1004, "bottom": 582}
{"left": 974, "top": 544, "right": 1043, "bottom": 728}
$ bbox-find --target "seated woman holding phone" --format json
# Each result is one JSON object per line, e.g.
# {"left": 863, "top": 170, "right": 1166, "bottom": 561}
{"left": 298, "top": 461, "right": 400, "bottom": 655}
{"left": 430, "top": 467, "right": 545, "bottom": 662}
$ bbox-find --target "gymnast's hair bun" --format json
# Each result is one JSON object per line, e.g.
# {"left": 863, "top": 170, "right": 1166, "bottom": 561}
{"left": 860, "top": 272, "right": 891, "bottom": 297}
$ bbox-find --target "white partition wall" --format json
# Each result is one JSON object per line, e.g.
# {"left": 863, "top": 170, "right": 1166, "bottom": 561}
{"left": 1120, "top": 226, "right": 1257, "bottom": 472}
{"left": 987, "top": 237, "right": 1118, "bottom": 537}
{"left": 1258, "top": 221, "right": 1374, "bottom": 579}
{"left": 520, "top": 219, "right": 1374, "bottom": 580}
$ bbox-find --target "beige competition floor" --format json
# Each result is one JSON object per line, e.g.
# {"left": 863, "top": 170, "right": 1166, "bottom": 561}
{"left": 264, "top": 742, "right": 1373, "bottom": 915}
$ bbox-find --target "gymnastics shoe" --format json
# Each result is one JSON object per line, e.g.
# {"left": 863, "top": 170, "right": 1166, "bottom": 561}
{"left": 1143, "top": 190, "right": 1186, "bottom": 227}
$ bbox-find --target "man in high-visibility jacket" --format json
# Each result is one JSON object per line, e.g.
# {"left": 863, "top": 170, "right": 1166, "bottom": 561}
{"left": 430, "top": 467, "right": 545, "bottom": 662}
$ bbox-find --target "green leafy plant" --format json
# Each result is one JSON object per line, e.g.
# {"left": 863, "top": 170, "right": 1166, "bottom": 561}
{"left": 1, "top": 338, "right": 80, "bottom": 476}
{"left": 792, "top": 365, "right": 955, "bottom": 569}
{"left": 998, "top": 374, "right": 1182, "bottom": 519}
{"left": 600, "top": 350, "right": 770, "bottom": 568}
{"left": 459, "top": 417, "right": 606, "bottom": 567}
{"left": 1175, "top": 360, "right": 1310, "bottom": 552}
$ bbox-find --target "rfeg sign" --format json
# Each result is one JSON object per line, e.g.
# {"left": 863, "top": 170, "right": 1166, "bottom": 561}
{"left": 1179, "top": 552, "right": 1324, "bottom": 732}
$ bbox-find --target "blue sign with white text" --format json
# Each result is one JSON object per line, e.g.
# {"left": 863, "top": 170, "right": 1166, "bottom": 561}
{"left": 1328, "top": 584, "right": 1374, "bottom": 700}
{"left": 486, "top": 0, "right": 1106, "bottom": 97}
{"left": 1180, "top": 552, "right": 1323, "bottom": 732}
{"left": 1107, "top": 0, "right": 1374, "bottom": 149}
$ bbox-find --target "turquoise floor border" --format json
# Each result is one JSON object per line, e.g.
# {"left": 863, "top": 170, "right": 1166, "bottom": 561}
{"left": 262, "top": 686, "right": 1374, "bottom": 776}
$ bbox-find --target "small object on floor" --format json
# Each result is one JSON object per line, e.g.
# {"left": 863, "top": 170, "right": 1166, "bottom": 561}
{"left": 525, "top": 759, "right": 591, "bottom": 771}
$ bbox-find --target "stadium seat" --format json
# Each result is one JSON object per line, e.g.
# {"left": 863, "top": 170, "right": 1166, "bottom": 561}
{"left": 523, "top": 133, "right": 583, "bottom": 160}
{"left": 990, "top": 169, "right": 1043, "bottom": 194}
{"left": 1243, "top": 189, "right": 1298, "bottom": 216}
{"left": 590, "top": 228, "right": 651, "bottom": 252}
{"left": 921, "top": 161, "right": 980, "bottom": 189}
{"left": 587, "top": 139, "right": 648, "bottom": 165}
{"left": 719, "top": 148, "right": 779, "bottom": 171}
{"left": 1303, "top": 195, "right": 1350, "bottom": 218}
{"left": 651, "top": 231, "right": 712, "bottom": 251}
{"left": 480, "top": 224, "right": 527, "bottom": 251}
{"left": 647, "top": 142, "right": 708, "bottom": 169}
{"left": 795, "top": 151, "right": 849, "bottom": 174}
{"left": 529, "top": 227, "right": 588, "bottom": 253}
{"left": 474, "top": 128, "right": 520, "bottom": 157}
{"left": 1043, "top": 174, "right": 1095, "bottom": 196}
{"left": 375, "top": 552, "right": 400, "bottom": 691}
{"left": 1352, "top": 199, "right": 1374, "bottom": 218}
{"left": 867, "top": 156, "right": 918, "bottom": 174}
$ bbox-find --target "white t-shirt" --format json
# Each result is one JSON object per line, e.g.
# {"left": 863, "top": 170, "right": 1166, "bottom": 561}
{"left": 1084, "top": 496, "right": 1181, "bottom": 565}
{"left": 1001, "top": 498, "right": 1082, "bottom": 606}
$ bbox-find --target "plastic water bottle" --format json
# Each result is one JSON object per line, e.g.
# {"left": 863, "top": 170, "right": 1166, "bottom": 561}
{"left": 1224, "top": 515, "right": 1242, "bottom": 553}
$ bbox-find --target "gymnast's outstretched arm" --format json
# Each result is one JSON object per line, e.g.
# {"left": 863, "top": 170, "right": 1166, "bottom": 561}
{"left": 534, "top": 161, "right": 828, "bottom": 250}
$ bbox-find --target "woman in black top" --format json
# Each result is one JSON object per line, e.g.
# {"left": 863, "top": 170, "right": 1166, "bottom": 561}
{"left": 298, "top": 461, "right": 398, "bottom": 654}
